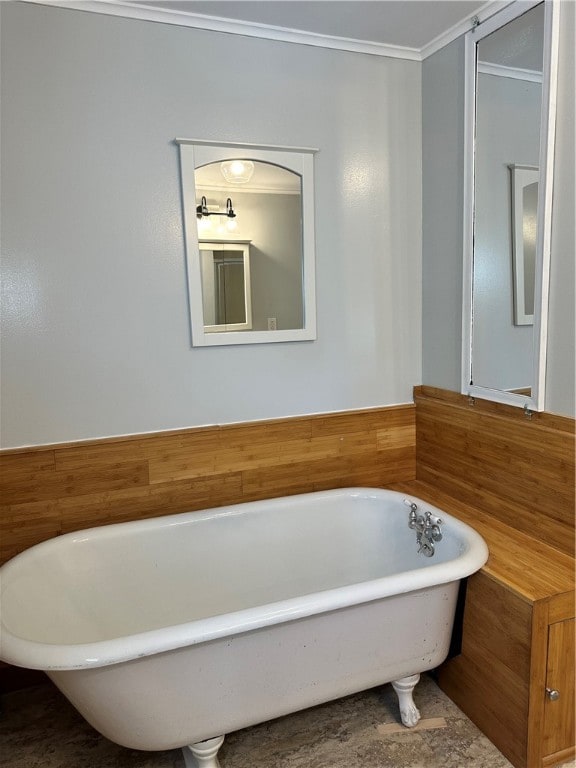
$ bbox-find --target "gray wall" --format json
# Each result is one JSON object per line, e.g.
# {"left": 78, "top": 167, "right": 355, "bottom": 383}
{"left": 545, "top": 0, "right": 575, "bottom": 417}
{"left": 197, "top": 190, "right": 303, "bottom": 331}
{"left": 473, "top": 73, "right": 541, "bottom": 390}
{"left": 224, "top": 191, "right": 303, "bottom": 332}
{"left": 0, "top": 2, "right": 422, "bottom": 447}
{"left": 422, "top": 2, "right": 575, "bottom": 416}
{"left": 421, "top": 37, "right": 465, "bottom": 392}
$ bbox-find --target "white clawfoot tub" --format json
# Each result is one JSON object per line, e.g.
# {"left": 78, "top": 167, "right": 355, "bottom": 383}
{"left": 0, "top": 488, "right": 488, "bottom": 767}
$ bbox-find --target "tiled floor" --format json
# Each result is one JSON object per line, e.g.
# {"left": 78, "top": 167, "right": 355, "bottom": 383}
{"left": 0, "top": 674, "right": 574, "bottom": 768}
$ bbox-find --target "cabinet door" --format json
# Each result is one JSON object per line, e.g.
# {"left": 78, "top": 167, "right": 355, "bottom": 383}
{"left": 543, "top": 618, "right": 575, "bottom": 761}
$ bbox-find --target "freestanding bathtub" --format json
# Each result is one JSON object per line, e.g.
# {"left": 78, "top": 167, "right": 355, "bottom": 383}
{"left": 0, "top": 488, "right": 488, "bottom": 767}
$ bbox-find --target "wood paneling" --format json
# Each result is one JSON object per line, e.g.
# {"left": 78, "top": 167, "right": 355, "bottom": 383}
{"left": 528, "top": 600, "right": 552, "bottom": 768}
{"left": 435, "top": 571, "right": 533, "bottom": 768}
{"left": 414, "top": 386, "right": 574, "bottom": 432}
{"left": 414, "top": 386, "right": 575, "bottom": 556}
{"left": 543, "top": 619, "right": 576, "bottom": 759}
{"left": 462, "top": 572, "right": 532, "bottom": 678}
{"left": 439, "top": 653, "right": 529, "bottom": 768}
{"left": 394, "top": 387, "right": 575, "bottom": 768}
{"left": 0, "top": 405, "right": 415, "bottom": 566}
{"left": 389, "top": 480, "right": 575, "bottom": 603}
{"left": 548, "top": 592, "right": 576, "bottom": 624}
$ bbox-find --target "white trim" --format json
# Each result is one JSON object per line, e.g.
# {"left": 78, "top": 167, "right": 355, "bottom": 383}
{"left": 24, "top": 0, "right": 421, "bottom": 60}
{"left": 2, "top": 400, "right": 414, "bottom": 452}
{"left": 533, "top": 0, "right": 559, "bottom": 412}
{"left": 469, "top": 0, "right": 542, "bottom": 41}
{"left": 461, "top": 30, "right": 477, "bottom": 399}
{"left": 23, "top": 0, "right": 519, "bottom": 62}
{"left": 420, "top": 0, "right": 515, "bottom": 60}
{"left": 197, "top": 185, "right": 300, "bottom": 196}
{"left": 478, "top": 61, "right": 543, "bottom": 82}
{"left": 180, "top": 139, "right": 316, "bottom": 195}
{"left": 199, "top": 241, "right": 253, "bottom": 333}
{"left": 175, "top": 138, "right": 319, "bottom": 154}
{"left": 509, "top": 164, "right": 539, "bottom": 326}
{"left": 178, "top": 142, "right": 317, "bottom": 347}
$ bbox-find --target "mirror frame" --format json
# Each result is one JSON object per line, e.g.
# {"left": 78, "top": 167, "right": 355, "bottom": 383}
{"left": 461, "top": 0, "right": 559, "bottom": 411}
{"left": 199, "top": 240, "right": 253, "bottom": 333}
{"left": 176, "top": 139, "right": 318, "bottom": 347}
{"left": 509, "top": 163, "right": 539, "bottom": 326}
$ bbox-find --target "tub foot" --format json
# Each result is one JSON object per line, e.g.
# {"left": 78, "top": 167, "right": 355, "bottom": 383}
{"left": 182, "top": 736, "right": 225, "bottom": 768}
{"left": 391, "top": 673, "right": 421, "bottom": 727}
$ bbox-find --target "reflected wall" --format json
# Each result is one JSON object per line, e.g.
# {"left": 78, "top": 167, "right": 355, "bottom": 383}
{"left": 421, "top": 1, "right": 574, "bottom": 416}
{"left": 199, "top": 190, "right": 303, "bottom": 332}
{"left": 472, "top": 70, "right": 541, "bottom": 391}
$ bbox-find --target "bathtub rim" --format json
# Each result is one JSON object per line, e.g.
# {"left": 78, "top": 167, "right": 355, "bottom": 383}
{"left": 0, "top": 487, "right": 488, "bottom": 671}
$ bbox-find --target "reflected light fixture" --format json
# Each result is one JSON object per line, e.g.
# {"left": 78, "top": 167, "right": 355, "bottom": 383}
{"left": 220, "top": 160, "right": 255, "bottom": 184}
{"left": 196, "top": 195, "right": 236, "bottom": 220}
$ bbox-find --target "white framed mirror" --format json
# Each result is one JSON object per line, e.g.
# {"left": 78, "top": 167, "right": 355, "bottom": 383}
{"left": 199, "top": 241, "right": 252, "bottom": 333}
{"left": 176, "top": 139, "right": 317, "bottom": 347}
{"left": 509, "top": 164, "right": 539, "bottom": 326}
{"left": 462, "top": 0, "right": 559, "bottom": 410}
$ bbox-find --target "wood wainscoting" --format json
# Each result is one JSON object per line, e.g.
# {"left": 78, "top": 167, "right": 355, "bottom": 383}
{"left": 413, "top": 386, "right": 575, "bottom": 557}
{"left": 406, "top": 386, "right": 575, "bottom": 768}
{"left": 0, "top": 404, "right": 415, "bottom": 567}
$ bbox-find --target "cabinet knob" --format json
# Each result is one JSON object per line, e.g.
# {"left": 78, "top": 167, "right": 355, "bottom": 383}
{"left": 546, "top": 688, "right": 560, "bottom": 701}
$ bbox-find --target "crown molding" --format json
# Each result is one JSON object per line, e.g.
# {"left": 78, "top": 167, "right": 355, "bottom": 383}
{"left": 420, "top": 0, "right": 515, "bottom": 60}
{"left": 23, "top": 0, "right": 517, "bottom": 62}
{"left": 24, "top": 0, "right": 421, "bottom": 60}
{"left": 196, "top": 184, "right": 300, "bottom": 196}
{"left": 478, "top": 61, "right": 543, "bottom": 82}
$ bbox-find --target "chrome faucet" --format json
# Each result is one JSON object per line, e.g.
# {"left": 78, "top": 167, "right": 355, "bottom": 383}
{"left": 404, "top": 500, "right": 443, "bottom": 557}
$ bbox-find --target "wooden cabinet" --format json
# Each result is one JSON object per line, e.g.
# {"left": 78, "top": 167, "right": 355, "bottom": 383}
{"left": 391, "top": 480, "right": 575, "bottom": 768}
{"left": 541, "top": 617, "right": 575, "bottom": 765}
{"left": 393, "top": 389, "right": 574, "bottom": 767}
{"left": 437, "top": 573, "right": 574, "bottom": 768}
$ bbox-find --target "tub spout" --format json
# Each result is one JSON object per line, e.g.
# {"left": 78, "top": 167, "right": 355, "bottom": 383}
{"left": 418, "top": 539, "right": 435, "bottom": 557}
{"left": 405, "top": 500, "right": 443, "bottom": 557}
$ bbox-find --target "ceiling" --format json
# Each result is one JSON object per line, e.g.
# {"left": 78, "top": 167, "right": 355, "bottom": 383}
{"left": 134, "top": 1, "right": 489, "bottom": 49}
{"left": 30, "top": 0, "right": 519, "bottom": 59}
{"left": 118, "top": 0, "right": 515, "bottom": 58}
{"left": 478, "top": 1, "right": 543, "bottom": 70}
{"left": 196, "top": 160, "right": 301, "bottom": 195}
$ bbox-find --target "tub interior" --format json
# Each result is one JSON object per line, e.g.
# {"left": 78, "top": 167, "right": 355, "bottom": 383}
{"left": 1, "top": 492, "right": 466, "bottom": 646}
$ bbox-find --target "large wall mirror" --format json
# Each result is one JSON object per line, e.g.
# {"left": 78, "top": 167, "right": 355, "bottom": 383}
{"left": 177, "top": 140, "right": 317, "bottom": 347}
{"left": 462, "top": 0, "right": 559, "bottom": 410}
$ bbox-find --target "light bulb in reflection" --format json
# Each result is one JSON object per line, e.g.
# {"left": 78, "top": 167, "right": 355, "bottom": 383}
{"left": 221, "top": 160, "right": 254, "bottom": 184}
{"left": 197, "top": 216, "right": 212, "bottom": 234}
{"left": 226, "top": 218, "right": 238, "bottom": 233}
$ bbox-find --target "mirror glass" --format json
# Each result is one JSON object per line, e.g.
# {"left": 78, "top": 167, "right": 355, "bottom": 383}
{"left": 463, "top": 1, "right": 558, "bottom": 409}
{"left": 509, "top": 164, "right": 539, "bottom": 325}
{"left": 176, "top": 141, "right": 317, "bottom": 347}
{"left": 199, "top": 241, "right": 252, "bottom": 332}
{"left": 196, "top": 161, "right": 302, "bottom": 333}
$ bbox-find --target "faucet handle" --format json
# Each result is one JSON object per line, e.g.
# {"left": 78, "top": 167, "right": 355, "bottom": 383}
{"left": 418, "top": 540, "right": 435, "bottom": 557}
{"left": 430, "top": 525, "right": 443, "bottom": 542}
{"left": 425, "top": 511, "right": 443, "bottom": 541}
{"left": 404, "top": 499, "right": 418, "bottom": 528}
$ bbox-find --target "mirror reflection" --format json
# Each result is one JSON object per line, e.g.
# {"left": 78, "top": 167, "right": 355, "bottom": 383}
{"left": 176, "top": 140, "right": 317, "bottom": 347}
{"left": 472, "top": 2, "right": 544, "bottom": 396}
{"left": 200, "top": 241, "right": 252, "bottom": 332}
{"left": 195, "top": 160, "right": 304, "bottom": 333}
{"left": 509, "top": 164, "right": 538, "bottom": 325}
